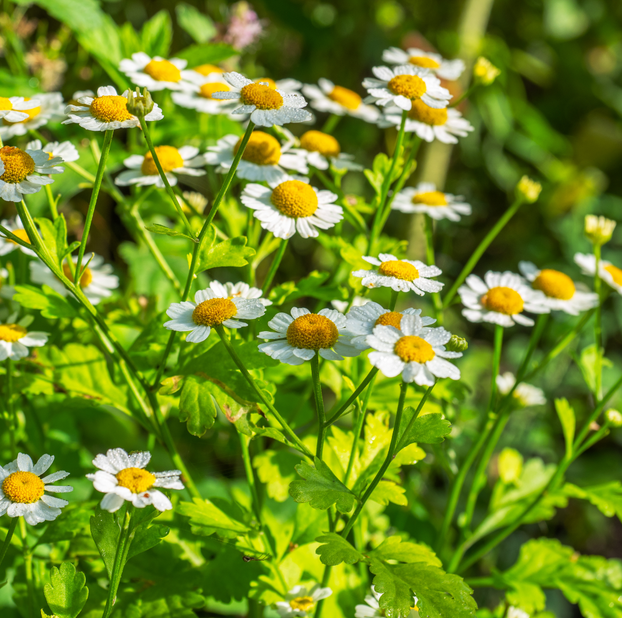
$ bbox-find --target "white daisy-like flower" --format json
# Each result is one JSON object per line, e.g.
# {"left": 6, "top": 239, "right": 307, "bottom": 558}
{"left": 258, "top": 307, "right": 360, "bottom": 366}
{"left": 346, "top": 301, "right": 436, "bottom": 349}
{"left": 392, "top": 182, "right": 471, "bottom": 221}
{"left": 0, "top": 453, "right": 72, "bottom": 525}
{"left": 574, "top": 253, "right": 622, "bottom": 296}
{"left": 188, "top": 64, "right": 225, "bottom": 78}
{"left": 25, "top": 139, "right": 79, "bottom": 165}
{"left": 205, "top": 132, "right": 308, "bottom": 183}
{"left": 0, "top": 145, "right": 64, "bottom": 202}
{"left": 302, "top": 78, "right": 379, "bottom": 122}
{"left": 211, "top": 72, "right": 312, "bottom": 127}
{"left": 459, "top": 271, "right": 550, "bottom": 327}
{"left": 382, "top": 47, "right": 465, "bottom": 80}
{"left": 352, "top": 254, "right": 443, "bottom": 295}
{"left": 378, "top": 101, "right": 473, "bottom": 143}
{"left": 507, "top": 608, "right": 529, "bottom": 618}
{"left": 63, "top": 86, "right": 163, "bottom": 132}
{"left": 164, "top": 280, "right": 267, "bottom": 343}
{"left": 86, "top": 448, "right": 184, "bottom": 513}
{"left": 29, "top": 254, "right": 119, "bottom": 306}
{"left": 0, "top": 93, "right": 64, "bottom": 140}
{"left": 289, "top": 130, "right": 362, "bottom": 171}
{"left": 496, "top": 372, "right": 546, "bottom": 408}
{"left": 518, "top": 261, "right": 598, "bottom": 315}
{"left": 221, "top": 281, "right": 272, "bottom": 306}
{"left": 0, "top": 96, "right": 40, "bottom": 123}
{"left": 355, "top": 586, "right": 420, "bottom": 618}
{"left": 119, "top": 52, "right": 199, "bottom": 92}
{"left": 367, "top": 314, "right": 461, "bottom": 385}
{"left": 0, "top": 216, "right": 38, "bottom": 257}
{"left": 115, "top": 145, "right": 206, "bottom": 188}
{"left": 331, "top": 296, "right": 370, "bottom": 313}
{"left": 251, "top": 76, "right": 303, "bottom": 93}
{"left": 363, "top": 65, "right": 452, "bottom": 111}
{"left": 276, "top": 585, "right": 332, "bottom": 618}
{"left": 0, "top": 314, "right": 48, "bottom": 361}
{"left": 241, "top": 176, "right": 342, "bottom": 239}
{"left": 172, "top": 73, "right": 240, "bottom": 115}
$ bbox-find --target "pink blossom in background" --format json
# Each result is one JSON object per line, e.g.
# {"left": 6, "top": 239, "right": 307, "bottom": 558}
{"left": 224, "top": 2, "right": 266, "bottom": 50}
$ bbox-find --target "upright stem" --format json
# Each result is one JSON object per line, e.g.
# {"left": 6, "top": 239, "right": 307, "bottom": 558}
{"left": 6, "top": 359, "right": 16, "bottom": 456}
{"left": 102, "top": 508, "right": 132, "bottom": 618}
{"left": 20, "top": 517, "right": 35, "bottom": 618}
{"left": 324, "top": 367, "right": 379, "bottom": 428}
{"left": 593, "top": 243, "right": 603, "bottom": 399}
{"left": 311, "top": 354, "right": 326, "bottom": 459}
{"left": 488, "top": 325, "right": 504, "bottom": 412}
{"left": 322, "top": 114, "right": 341, "bottom": 134}
{"left": 0, "top": 518, "right": 18, "bottom": 570}
{"left": 261, "top": 237, "right": 287, "bottom": 295}
{"left": 423, "top": 215, "right": 444, "bottom": 322}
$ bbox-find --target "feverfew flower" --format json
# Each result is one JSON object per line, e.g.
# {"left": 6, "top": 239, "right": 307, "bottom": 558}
{"left": 164, "top": 281, "right": 266, "bottom": 343}
{"left": 212, "top": 72, "right": 312, "bottom": 126}
{"left": 496, "top": 372, "right": 546, "bottom": 407}
{"left": 259, "top": 308, "right": 359, "bottom": 366}
{"left": 0, "top": 453, "right": 72, "bottom": 525}
{"left": 506, "top": 608, "right": 529, "bottom": 618}
{"left": 222, "top": 281, "right": 272, "bottom": 306}
{"left": 26, "top": 139, "right": 79, "bottom": 164}
{"left": 584, "top": 215, "right": 616, "bottom": 246}
{"left": 473, "top": 57, "right": 501, "bottom": 86}
{"left": 459, "top": 271, "right": 550, "bottom": 327}
{"left": 574, "top": 253, "right": 622, "bottom": 296}
{"left": 302, "top": 79, "right": 379, "bottom": 122}
{"left": 0, "top": 314, "right": 48, "bottom": 361}
{"left": 367, "top": 314, "right": 461, "bottom": 385}
{"left": 353, "top": 254, "right": 443, "bottom": 295}
{"left": 518, "top": 261, "right": 598, "bottom": 315}
{"left": 290, "top": 130, "right": 362, "bottom": 171}
{"left": 331, "top": 296, "right": 369, "bottom": 313}
{"left": 382, "top": 47, "right": 465, "bottom": 80}
{"left": 172, "top": 74, "right": 239, "bottom": 115}
{"left": 392, "top": 182, "right": 472, "bottom": 221}
{"left": 241, "top": 176, "right": 342, "bottom": 239}
{"left": 120, "top": 53, "right": 199, "bottom": 92}
{"left": 205, "top": 132, "right": 308, "bottom": 183}
{"left": 0, "top": 96, "right": 40, "bottom": 123}
{"left": 87, "top": 448, "right": 183, "bottom": 512}
{"left": 363, "top": 65, "right": 451, "bottom": 111}
{"left": 516, "top": 176, "right": 541, "bottom": 203}
{"left": 355, "top": 586, "right": 419, "bottom": 618}
{"left": 64, "top": 86, "right": 163, "bottom": 132}
{"left": 0, "top": 216, "right": 37, "bottom": 257}
{"left": 276, "top": 585, "right": 332, "bottom": 618}
{"left": 0, "top": 93, "right": 64, "bottom": 140}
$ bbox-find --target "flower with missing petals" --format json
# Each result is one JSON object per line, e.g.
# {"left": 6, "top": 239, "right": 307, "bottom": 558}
{"left": 302, "top": 79, "right": 379, "bottom": 122}
{"left": 574, "top": 253, "right": 622, "bottom": 296}
{"left": 382, "top": 47, "right": 465, "bottom": 80}
{"left": 496, "top": 372, "right": 546, "bottom": 407}
{"left": 0, "top": 93, "right": 64, "bottom": 140}
{"left": 392, "top": 182, "right": 471, "bottom": 221}
{"left": 120, "top": 53, "right": 200, "bottom": 92}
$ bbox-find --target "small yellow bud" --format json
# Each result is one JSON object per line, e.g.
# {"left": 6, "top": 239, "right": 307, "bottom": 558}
{"left": 498, "top": 448, "right": 523, "bottom": 484}
{"left": 126, "top": 87, "right": 154, "bottom": 118}
{"left": 516, "top": 176, "right": 542, "bottom": 203}
{"left": 446, "top": 335, "right": 468, "bottom": 353}
{"left": 606, "top": 409, "right": 622, "bottom": 427}
{"left": 584, "top": 215, "right": 616, "bottom": 246}
{"left": 473, "top": 57, "right": 500, "bottom": 86}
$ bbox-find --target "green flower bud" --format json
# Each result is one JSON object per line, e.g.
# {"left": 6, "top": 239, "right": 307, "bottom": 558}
{"left": 606, "top": 409, "right": 622, "bottom": 427}
{"left": 516, "top": 176, "right": 542, "bottom": 203}
{"left": 473, "top": 57, "right": 500, "bottom": 86}
{"left": 498, "top": 448, "right": 523, "bottom": 484}
{"left": 446, "top": 335, "right": 468, "bottom": 353}
{"left": 584, "top": 215, "right": 616, "bottom": 246}
{"left": 126, "top": 87, "right": 154, "bottom": 118}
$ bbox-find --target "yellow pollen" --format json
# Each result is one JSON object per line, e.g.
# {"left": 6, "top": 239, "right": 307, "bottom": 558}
{"left": 2, "top": 471, "right": 45, "bottom": 504}
{"left": 235, "top": 132, "right": 281, "bottom": 166}
{"left": 6, "top": 228, "right": 31, "bottom": 245}
{"left": 481, "top": 286, "right": 524, "bottom": 315}
{"left": 89, "top": 96, "right": 134, "bottom": 123}
{"left": 62, "top": 262, "right": 93, "bottom": 288}
{"left": 116, "top": 467, "right": 156, "bottom": 494}
{"left": 375, "top": 311, "right": 403, "bottom": 329}
{"left": 0, "top": 97, "right": 12, "bottom": 111}
{"left": 378, "top": 260, "right": 419, "bottom": 281}
{"left": 141, "top": 146, "right": 184, "bottom": 175}
{"left": 407, "top": 99, "right": 448, "bottom": 125}
{"left": 604, "top": 264, "right": 622, "bottom": 286}
{"left": 409, "top": 55, "right": 441, "bottom": 69}
{"left": 0, "top": 323, "right": 27, "bottom": 343}
{"left": 286, "top": 314, "right": 339, "bottom": 350}
{"left": 271, "top": 180, "right": 318, "bottom": 218}
{"left": 194, "top": 64, "right": 224, "bottom": 76}
{"left": 0, "top": 146, "right": 35, "bottom": 183}
{"left": 532, "top": 269, "right": 575, "bottom": 300}
{"left": 300, "top": 130, "right": 341, "bottom": 158}
{"left": 2, "top": 98, "right": 40, "bottom": 125}
{"left": 240, "top": 83, "right": 283, "bottom": 110}
{"left": 255, "top": 77, "right": 277, "bottom": 89}
{"left": 388, "top": 74, "right": 427, "bottom": 100}
{"left": 289, "top": 597, "right": 315, "bottom": 612}
{"left": 144, "top": 59, "right": 182, "bottom": 82}
{"left": 412, "top": 191, "right": 447, "bottom": 206}
{"left": 192, "top": 298, "right": 237, "bottom": 327}
{"left": 394, "top": 335, "right": 436, "bottom": 363}
{"left": 328, "top": 85, "right": 361, "bottom": 110}
{"left": 199, "top": 83, "right": 230, "bottom": 99}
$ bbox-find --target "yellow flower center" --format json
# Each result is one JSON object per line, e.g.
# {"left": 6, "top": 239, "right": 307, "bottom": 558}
{"left": 2, "top": 471, "right": 45, "bottom": 504}
{"left": 89, "top": 96, "right": 134, "bottom": 123}
{"left": 6, "top": 228, "right": 31, "bottom": 245}
{"left": 240, "top": 83, "right": 283, "bottom": 110}
{"left": 199, "top": 83, "right": 230, "bottom": 100}
{"left": 532, "top": 269, "right": 575, "bottom": 300}
{"left": 328, "top": 85, "right": 361, "bottom": 110}
{"left": 0, "top": 146, "right": 35, "bottom": 183}
{"left": 255, "top": 77, "right": 277, "bottom": 89}
{"left": 0, "top": 97, "right": 13, "bottom": 111}
{"left": 193, "top": 64, "right": 224, "bottom": 76}
{"left": 2, "top": 98, "right": 40, "bottom": 125}
{"left": 192, "top": 298, "right": 237, "bottom": 327}
{"left": 116, "top": 467, "right": 156, "bottom": 494}
{"left": 143, "top": 59, "right": 181, "bottom": 82}
{"left": 271, "top": 180, "right": 318, "bottom": 218}
{"left": 407, "top": 99, "right": 448, "bottom": 125}
{"left": 604, "top": 264, "right": 622, "bottom": 286}
{"left": 286, "top": 313, "right": 339, "bottom": 350}
{"left": 378, "top": 260, "right": 419, "bottom": 281}
{"left": 481, "top": 286, "right": 524, "bottom": 315}
{"left": 289, "top": 597, "right": 315, "bottom": 612}
{"left": 394, "top": 335, "right": 435, "bottom": 363}
{"left": 235, "top": 132, "right": 281, "bottom": 166}
{"left": 412, "top": 191, "right": 447, "bottom": 206}
{"left": 409, "top": 55, "right": 441, "bottom": 69}
{"left": 62, "top": 263, "right": 93, "bottom": 288}
{"left": 300, "top": 130, "right": 341, "bottom": 158}
{"left": 141, "top": 146, "right": 184, "bottom": 175}
{"left": 375, "top": 311, "right": 403, "bottom": 329}
{"left": 388, "top": 74, "right": 427, "bottom": 101}
{"left": 0, "top": 323, "right": 27, "bottom": 342}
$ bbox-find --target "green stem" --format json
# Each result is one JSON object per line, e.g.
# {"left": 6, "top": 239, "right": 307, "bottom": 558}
{"left": 395, "top": 384, "right": 434, "bottom": 452}
{"left": 343, "top": 402, "right": 366, "bottom": 486}
{"left": 594, "top": 243, "right": 603, "bottom": 399}
{"left": 102, "top": 508, "right": 132, "bottom": 618}
{"left": 262, "top": 237, "right": 287, "bottom": 295}
{"left": 44, "top": 184, "right": 58, "bottom": 219}
{"left": 314, "top": 168, "right": 368, "bottom": 233}
{"left": 321, "top": 114, "right": 341, "bottom": 134}
{"left": 20, "top": 517, "right": 35, "bottom": 618}
{"left": 324, "top": 367, "right": 379, "bottom": 428}
{"left": 6, "top": 358, "right": 16, "bottom": 456}
{"left": 312, "top": 354, "right": 326, "bottom": 459}
{"left": 489, "top": 325, "right": 504, "bottom": 411}
{"left": 424, "top": 215, "right": 444, "bottom": 322}
{"left": 314, "top": 562, "right": 333, "bottom": 618}
{"left": 0, "top": 518, "right": 18, "bottom": 570}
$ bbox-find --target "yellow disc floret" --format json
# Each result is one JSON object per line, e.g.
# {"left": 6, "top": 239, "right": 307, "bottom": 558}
{"left": 300, "top": 130, "right": 341, "bottom": 158}
{"left": 412, "top": 191, "right": 447, "bottom": 206}
{"left": 199, "top": 83, "right": 230, "bottom": 99}
{"left": 144, "top": 59, "right": 181, "bottom": 82}
{"left": 388, "top": 75, "right": 427, "bottom": 100}
{"left": 2, "top": 98, "right": 40, "bottom": 125}
{"left": 604, "top": 264, "right": 622, "bottom": 287}
{"left": 235, "top": 132, "right": 281, "bottom": 166}
{"left": 407, "top": 99, "right": 448, "bottom": 125}
{"left": 194, "top": 64, "right": 224, "bottom": 76}
{"left": 116, "top": 467, "right": 156, "bottom": 494}
{"left": 286, "top": 314, "right": 339, "bottom": 350}
{"left": 90, "top": 96, "right": 134, "bottom": 123}
{"left": 240, "top": 83, "right": 283, "bottom": 110}
{"left": 394, "top": 335, "right": 436, "bottom": 363}
{"left": 289, "top": 597, "right": 315, "bottom": 612}
{"left": 192, "top": 298, "right": 237, "bottom": 327}
{"left": 0, "top": 323, "right": 27, "bottom": 343}
{"left": 255, "top": 77, "right": 277, "bottom": 89}
{"left": 409, "top": 55, "right": 441, "bottom": 69}
{"left": 141, "top": 146, "right": 184, "bottom": 175}
{"left": 378, "top": 260, "right": 419, "bottom": 281}
{"left": 532, "top": 269, "right": 575, "bottom": 300}
{"left": 2, "top": 471, "right": 45, "bottom": 504}
{"left": 375, "top": 311, "right": 404, "bottom": 329}
{"left": 481, "top": 286, "right": 524, "bottom": 315}
{"left": 6, "top": 228, "right": 31, "bottom": 246}
{"left": 328, "top": 85, "right": 361, "bottom": 110}
{"left": 0, "top": 146, "right": 35, "bottom": 183}
{"left": 0, "top": 97, "right": 13, "bottom": 111}
{"left": 271, "top": 180, "right": 318, "bottom": 218}
{"left": 63, "top": 263, "right": 93, "bottom": 288}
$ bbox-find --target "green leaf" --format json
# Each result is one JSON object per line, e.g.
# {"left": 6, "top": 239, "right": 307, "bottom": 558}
{"left": 398, "top": 410, "right": 452, "bottom": 448}
{"left": 179, "top": 375, "right": 218, "bottom": 437}
{"left": 269, "top": 270, "right": 348, "bottom": 305}
{"left": 579, "top": 344, "right": 613, "bottom": 393}
{"left": 36, "top": 218, "right": 59, "bottom": 266}
{"left": 176, "top": 3, "right": 217, "bottom": 43}
{"left": 145, "top": 223, "right": 195, "bottom": 241}
{"left": 43, "top": 562, "right": 88, "bottom": 618}
{"left": 564, "top": 482, "right": 622, "bottom": 521}
{"left": 176, "top": 43, "right": 239, "bottom": 65}
{"left": 141, "top": 10, "right": 172, "bottom": 57}
{"left": 315, "top": 533, "right": 365, "bottom": 566}
{"left": 196, "top": 227, "right": 255, "bottom": 272}
{"left": 177, "top": 498, "right": 250, "bottom": 539}
{"left": 253, "top": 450, "right": 299, "bottom": 502}
{"left": 127, "top": 522, "right": 169, "bottom": 562}
{"left": 554, "top": 398, "right": 575, "bottom": 458}
{"left": 90, "top": 510, "right": 119, "bottom": 578}
{"left": 13, "top": 285, "right": 77, "bottom": 319}
{"left": 289, "top": 458, "right": 357, "bottom": 513}
{"left": 370, "top": 480, "right": 407, "bottom": 506}
{"left": 370, "top": 536, "right": 442, "bottom": 567}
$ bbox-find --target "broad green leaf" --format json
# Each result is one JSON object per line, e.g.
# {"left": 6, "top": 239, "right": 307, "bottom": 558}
{"left": 39, "top": 507, "right": 91, "bottom": 545}
{"left": 253, "top": 450, "right": 299, "bottom": 502}
{"left": 145, "top": 223, "right": 195, "bottom": 241}
{"left": 554, "top": 398, "right": 575, "bottom": 458}
{"left": 90, "top": 510, "right": 119, "bottom": 578}
{"left": 36, "top": 217, "right": 60, "bottom": 266}
{"left": 127, "top": 522, "right": 170, "bottom": 562}
{"left": 43, "top": 562, "right": 88, "bottom": 618}
{"left": 13, "top": 285, "right": 77, "bottom": 319}
{"left": 398, "top": 410, "right": 452, "bottom": 449}
{"left": 564, "top": 482, "right": 622, "bottom": 521}
{"left": 579, "top": 345, "right": 613, "bottom": 393}
{"left": 370, "top": 480, "right": 407, "bottom": 506}
{"left": 315, "top": 533, "right": 365, "bottom": 566}
{"left": 196, "top": 228, "right": 255, "bottom": 272}
{"left": 176, "top": 3, "right": 217, "bottom": 43}
{"left": 176, "top": 43, "right": 239, "bottom": 65}
{"left": 13, "top": 0, "right": 105, "bottom": 32}
{"left": 179, "top": 375, "right": 218, "bottom": 437}
{"left": 370, "top": 536, "right": 442, "bottom": 567}
{"left": 289, "top": 458, "right": 357, "bottom": 513}
{"left": 177, "top": 498, "right": 250, "bottom": 539}
{"left": 141, "top": 10, "right": 172, "bottom": 56}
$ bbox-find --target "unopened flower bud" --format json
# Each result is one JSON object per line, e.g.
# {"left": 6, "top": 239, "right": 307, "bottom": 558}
{"left": 606, "top": 409, "right": 622, "bottom": 427}
{"left": 473, "top": 57, "right": 500, "bottom": 86}
{"left": 446, "top": 335, "right": 468, "bottom": 353}
{"left": 584, "top": 215, "right": 616, "bottom": 246}
{"left": 182, "top": 191, "right": 208, "bottom": 214}
{"left": 516, "top": 176, "right": 541, "bottom": 203}
{"left": 126, "top": 87, "right": 154, "bottom": 118}
{"left": 498, "top": 448, "right": 523, "bottom": 484}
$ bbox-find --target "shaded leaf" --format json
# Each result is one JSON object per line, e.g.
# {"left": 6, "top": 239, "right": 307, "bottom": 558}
{"left": 145, "top": 223, "right": 195, "bottom": 241}
{"left": 176, "top": 43, "right": 238, "bottom": 65}
{"left": 90, "top": 510, "right": 119, "bottom": 578}
{"left": 179, "top": 375, "right": 218, "bottom": 437}
{"left": 555, "top": 398, "right": 575, "bottom": 458}
{"left": 176, "top": 3, "right": 217, "bottom": 43}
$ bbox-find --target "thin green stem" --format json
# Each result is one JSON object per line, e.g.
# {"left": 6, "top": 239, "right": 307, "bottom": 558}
{"left": 489, "top": 325, "right": 504, "bottom": 411}
{"left": 395, "top": 384, "right": 435, "bottom": 452}
{"left": 312, "top": 354, "right": 326, "bottom": 459}
{"left": 324, "top": 367, "right": 379, "bottom": 428}
{"left": 102, "top": 508, "right": 132, "bottom": 618}
{"left": 321, "top": 114, "right": 341, "bottom": 134}
{"left": 0, "top": 518, "right": 18, "bottom": 570}
{"left": 594, "top": 243, "right": 603, "bottom": 399}
{"left": 6, "top": 359, "right": 16, "bottom": 456}
{"left": 262, "top": 237, "right": 287, "bottom": 295}
{"left": 314, "top": 562, "right": 333, "bottom": 618}
{"left": 424, "top": 215, "right": 443, "bottom": 322}
{"left": 314, "top": 168, "right": 368, "bottom": 233}
{"left": 44, "top": 184, "right": 59, "bottom": 219}
{"left": 20, "top": 517, "right": 35, "bottom": 618}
